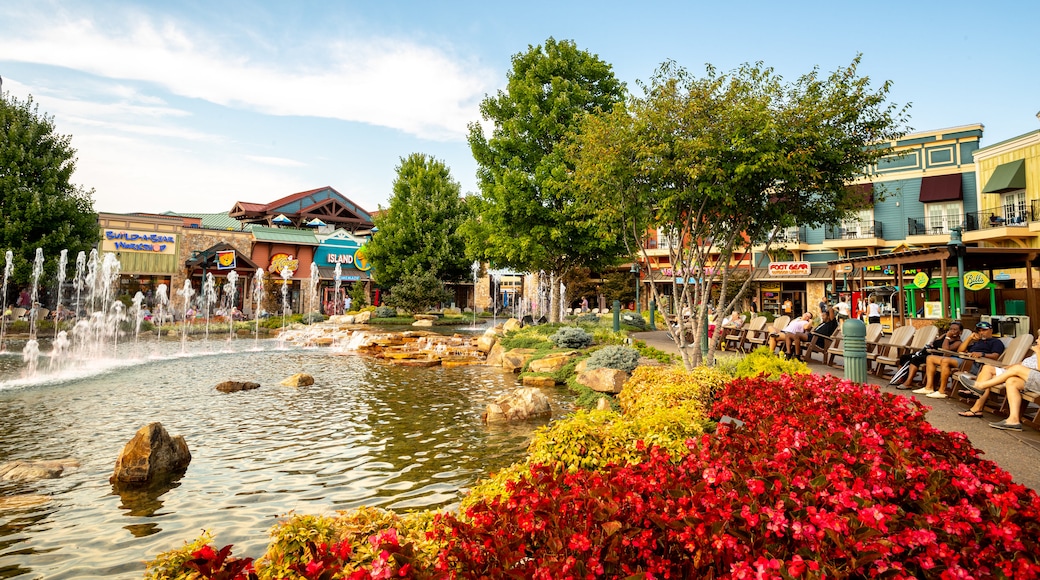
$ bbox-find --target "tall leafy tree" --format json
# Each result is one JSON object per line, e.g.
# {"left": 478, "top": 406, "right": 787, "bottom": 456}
{"left": 570, "top": 57, "right": 909, "bottom": 367}
{"left": 464, "top": 38, "right": 627, "bottom": 322}
{"left": 0, "top": 93, "right": 99, "bottom": 287}
{"left": 365, "top": 153, "right": 472, "bottom": 288}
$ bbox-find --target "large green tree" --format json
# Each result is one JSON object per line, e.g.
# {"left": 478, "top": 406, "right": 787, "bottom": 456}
{"left": 0, "top": 93, "right": 99, "bottom": 287}
{"left": 365, "top": 153, "right": 472, "bottom": 288}
{"left": 570, "top": 57, "right": 909, "bottom": 367}
{"left": 464, "top": 38, "right": 627, "bottom": 322}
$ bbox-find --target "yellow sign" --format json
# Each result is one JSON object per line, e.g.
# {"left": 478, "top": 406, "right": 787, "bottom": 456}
{"left": 913, "top": 272, "right": 930, "bottom": 289}
{"left": 964, "top": 271, "right": 990, "bottom": 291}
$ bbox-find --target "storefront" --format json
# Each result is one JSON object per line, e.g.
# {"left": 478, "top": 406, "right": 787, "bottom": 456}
{"left": 183, "top": 243, "right": 261, "bottom": 315}
{"left": 97, "top": 213, "right": 182, "bottom": 307}
{"left": 249, "top": 227, "right": 319, "bottom": 314}
{"left": 313, "top": 231, "right": 372, "bottom": 313}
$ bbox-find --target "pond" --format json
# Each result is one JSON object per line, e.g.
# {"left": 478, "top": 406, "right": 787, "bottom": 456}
{"left": 0, "top": 335, "right": 572, "bottom": 578}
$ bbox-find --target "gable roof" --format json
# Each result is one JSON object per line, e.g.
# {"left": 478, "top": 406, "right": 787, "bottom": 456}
{"left": 229, "top": 186, "right": 374, "bottom": 232}
{"left": 250, "top": 226, "right": 319, "bottom": 245}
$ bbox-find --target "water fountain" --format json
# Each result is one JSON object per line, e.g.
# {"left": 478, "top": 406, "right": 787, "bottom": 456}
{"left": 333, "top": 263, "right": 342, "bottom": 315}
{"left": 559, "top": 278, "right": 567, "bottom": 321}
{"left": 252, "top": 268, "right": 265, "bottom": 349}
{"left": 0, "top": 250, "right": 12, "bottom": 352}
{"left": 279, "top": 265, "right": 291, "bottom": 329}
{"left": 225, "top": 270, "right": 239, "bottom": 344}
{"left": 308, "top": 261, "right": 320, "bottom": 316}
{"left": 177, "top": 280, "right": 195, "bottom": 352}
{"left": 470, "top": 261, "right": 480, "bottom": 327}
{"left": 53, "top": 249, "right": 68, "bottom": 341}
{"left": 202, "top": 272, "right": 217, "bottom": 342}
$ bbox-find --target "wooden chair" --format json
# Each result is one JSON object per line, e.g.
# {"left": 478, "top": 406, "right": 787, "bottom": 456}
{"left": 826, "top": 322, "right": 882, "bottom": 368}
{"left": 744, "top": 316, "right": 780, "bottom": 352}
{"left": 825, "top": 332, "right": 846, "bottom": 367}
{"left": 873, "top": 324, "right": 936, "bottom": 378}
{"left": 750, "top": 315, "right": 788, "bottom": 353}
{"left": 719, "top": 315, "right": 748, "bottom": 351}
{"left": 11, "top": 307, "right": 27, "bottom": 320}
{"left": 732, "top": 316, "right": 767, "bottom": 353}
{"left": 804, "top": 327, "right": 841, "bottom": 364}
{"left": 952, "top": 333, "right": 1034, "bottom": 408}
{"left": 862, "top": 323, "right": 886, "bottom": 360}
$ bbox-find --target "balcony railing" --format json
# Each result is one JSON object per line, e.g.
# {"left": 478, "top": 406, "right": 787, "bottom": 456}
{"left": 963, "top": 207, "right": 1033, "bottom": 231}
{"left": 824, "top": 221, "right": 883, "bottom": 240}
{"left": 772, "top": 226, "right": 807, "bottom": 244}
{"left": 908, "top": 217, "right": 961, "bottom": 236}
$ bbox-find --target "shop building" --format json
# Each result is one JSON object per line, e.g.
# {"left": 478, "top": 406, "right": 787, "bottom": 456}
{"left": 97, "top": 212, "right": 183, "bottom": 305}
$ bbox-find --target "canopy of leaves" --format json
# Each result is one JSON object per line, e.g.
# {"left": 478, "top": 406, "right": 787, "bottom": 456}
{"left": 568, "top": 56, "right": 908, "bottom": 366}
{"left": 0, "top": 94, "right": 99, "bottom": 285}
{"left": 365, "top": 153, "right": 472, "bottom": 288}
{"left": 384, "top": 270, "right": 453, "bottom": 314}
{"left": 463, "top": 37, "right": 628, "bottom": 278}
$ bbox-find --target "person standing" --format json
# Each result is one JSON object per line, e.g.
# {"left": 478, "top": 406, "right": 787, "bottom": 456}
{"left": 344, "top": 295, "right": 353, "bottom": 313}
{"left": 835, "top": 295, "right": 851, "bottom": 320}
{"left": 867, "top": 296, "right": 882, "bottom": 324}
{"left": 581, "top": 296, "right": 589, "bottom": 313}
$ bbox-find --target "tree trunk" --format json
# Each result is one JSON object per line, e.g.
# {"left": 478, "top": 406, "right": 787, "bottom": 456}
{"left": 549, "top": 272, "right": 561, "bottom": 323}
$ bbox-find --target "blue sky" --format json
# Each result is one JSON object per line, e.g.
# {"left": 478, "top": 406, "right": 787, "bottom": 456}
{"left": 2, "top": 0, "right": 1038, "bottom": 215}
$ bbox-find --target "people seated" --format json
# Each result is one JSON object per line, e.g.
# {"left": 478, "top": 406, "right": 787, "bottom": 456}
{"left": 780, "top": 312, "right": 814, "bottom": 360}
{"left": 957, "top": 337, "right": 1040, "bottom": 431}
{"left": 912, "top": 321, "right": 1004, "bottom": 399}
{"left": 894, "top": 321, "right": 964, "bottom": 390}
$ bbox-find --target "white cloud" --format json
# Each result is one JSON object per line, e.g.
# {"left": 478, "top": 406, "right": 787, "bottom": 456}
{"left": 243, "top": 155, "right": 307, "bottom": 168}
{"left": 0, "top": 7, "right": 494, "bottom": 140}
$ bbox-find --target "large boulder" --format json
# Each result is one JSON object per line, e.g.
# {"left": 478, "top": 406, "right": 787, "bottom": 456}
{"left": 502, "top": 349, "right": 536, "bottom": 373}
{"left": 577, "top": 368, "right": 629, "bottom": 394}
{"left": 110, "top": 423, "right": 191, "bottom": 487}
{"left": 353, "top": 310, "right": 372, "bottom": 324}
{"left": 476, "top": 330, "right": 498, "bottom": 353}
{"left": 522, "top": 375, "right": 557, "bottom": 388}
{"left": 502, "top": 318, "right": 523, "bottom": 333}
{"left": 528, "top": 353, "right": 577, "bottom": 373}
{"left": 216, "top": 380, "right": 260, "bottom": 393}
{"left": 412, "top": 318, "right": 434, "bottom": 327}
{"left": 485, "top": 343, "right": 505, "bottom": 367}
{"left": 482, "top": 387, "right": 552, "bottom": 423}
{"left": 281, "top": 373, "right": 314, "bottom": 387}
{"left": 0, "top": 459, "right": 79, "bottom": 481}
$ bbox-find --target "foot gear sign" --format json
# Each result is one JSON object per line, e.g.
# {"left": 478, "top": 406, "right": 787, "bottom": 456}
{"left": 912, "top": 387, "right": 934, "bottom": 395}
{"left": 989, "top": 420, "right": 1023, "bottom": 431}
{"left": 926, "top": 391, "right": 947, "bottom": 399}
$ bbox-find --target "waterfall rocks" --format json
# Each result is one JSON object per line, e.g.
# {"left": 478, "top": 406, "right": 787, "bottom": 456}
{"left": 353, "top": 311, "right": 372, "bottom": 324}
{"left": 216, "top": 380, "right": 261, "bottom": 393}
{"left": 521, "top": 375, "right": 557, "bottom": 388}
{"left": 110, "top": 423, "right": 191, "bottom": 487}
{"left": 482, "top": 387, "right": 552, "bottom": 423}
{"left": 577, "top": 368, "right": 630, "bottom": 394}
{"left": 502, "top": 318, "right": 523, "bottom": 333}
{"left": 527, "top": 352, "right": 578, "bottom": 373}
{"left": 476, "top": 329, "right": 498, "bottom": 353}
{"left": 501, "top": 349, "right": 536, "bottom": 373}
{"left": 0, "top": 458, "right": 80, "bottom": 481}
{"left": 280, "top": 373, "right": 315, "bottom": 387}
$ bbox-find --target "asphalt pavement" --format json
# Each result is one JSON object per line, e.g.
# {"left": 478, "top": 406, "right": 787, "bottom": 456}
{"left": 632, "top": 330, "right": 1040, "bottom": 492}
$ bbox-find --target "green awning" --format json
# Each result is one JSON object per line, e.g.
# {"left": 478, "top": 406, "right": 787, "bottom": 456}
{"left": 982, "top": 159, "right": 1026, "bottom": 194}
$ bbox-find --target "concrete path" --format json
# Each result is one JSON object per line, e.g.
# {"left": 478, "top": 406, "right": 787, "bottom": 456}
{"left": 632, "top": 330, "right": 1040, "bottom": 492}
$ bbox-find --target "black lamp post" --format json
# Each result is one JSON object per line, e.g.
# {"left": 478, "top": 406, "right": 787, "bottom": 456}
{"left": 630, "top": 262, "right": 640, "bottom": 312}
{"left": 948, "top": 226, "right": 966, "bottom": 318}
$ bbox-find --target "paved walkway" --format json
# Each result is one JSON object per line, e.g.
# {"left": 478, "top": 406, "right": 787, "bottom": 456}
{"left": 632, "top": 330, "right": 1040, "bottom": 492}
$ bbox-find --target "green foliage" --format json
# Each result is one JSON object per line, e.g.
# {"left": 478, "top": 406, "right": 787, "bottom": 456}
{"left": 372, "top": 305, "right": 397, "bottom": 319}
{"left": 364, "top": 153, "right": 472, "bottom": 288}
{"left": 632, "top": 340, "right": 676, "bottom": 364}
{"left": 259, "top": 313, "right": 303, "bottom": 329}
{"left": 573, "top": 312, "right": 599, "bottom": 324}
{"left": 618, "top": 365, "right": 732, "bottom": 420}
{"left": 499, "top": 333, "right": 551, "bottom": 350}
{"left": 384, "top": 271, "right": 452, "bottom": 314}
{"left": 144, "top": 531, "right": 217, "bottom": 580}
{"left": 301, "top": 312, "right": 325, "bottom": 324}
{"left": 733, "top": 347, "right": 811, "bottom": 380}
{"left": 620, "top": 310, "right": 646, "bottom": 330}
{"left": 585, "top": 345, "right": 640, "bottom": 373}
{"left": 549, "top": 326, "right": 593, "bottom": 349}
{"left": 463, "top": 38, "right": 628, "bottom": 320}
{"left": 349, "top": 282, "right": 368, "bottom": 309}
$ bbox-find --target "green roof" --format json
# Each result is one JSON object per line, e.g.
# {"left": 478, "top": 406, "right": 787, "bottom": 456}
{"left": 981, "top": 159, "right": 1027, "bottom": 194}
{"left": 250, "top": 226, "right": 319, "bottom": 245}
{"left": 162, "top": 211, "right": 244, "bottom": 230}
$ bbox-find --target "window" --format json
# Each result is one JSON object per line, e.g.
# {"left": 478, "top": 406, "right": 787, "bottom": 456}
{"left": 1002, "top": 190, "right": 1026, "bottom": 224}
{"left": 841, "top": 210, "right": 873, "bottom": 238}
{"left": 656, "top": 227, "right": 680, "bottom": 250}
{"left": 926, "top": 201, "right": 962, "bottom": 234}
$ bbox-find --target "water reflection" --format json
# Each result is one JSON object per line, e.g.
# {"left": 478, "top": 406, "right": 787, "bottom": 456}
{"left": 0, "top": 339, "right": 572, "bottom": 579}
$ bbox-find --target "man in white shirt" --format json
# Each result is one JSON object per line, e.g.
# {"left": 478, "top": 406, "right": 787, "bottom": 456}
{"left": 781, "top": 312, "right": 814, "bottom": 359}
{"left": 835, "top": 296, "right": 851, "bottom": 320}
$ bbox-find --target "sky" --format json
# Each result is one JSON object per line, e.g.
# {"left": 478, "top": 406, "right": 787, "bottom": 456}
{"left": 1, "top": 0, "right": 1038, "bottom": 215}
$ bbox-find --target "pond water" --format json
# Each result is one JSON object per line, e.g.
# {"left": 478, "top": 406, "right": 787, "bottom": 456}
{"left": 0, "top": 335, "right": 571, "bottom": 578}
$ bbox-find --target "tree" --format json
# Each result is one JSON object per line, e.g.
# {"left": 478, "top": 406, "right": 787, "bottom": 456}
{"left": 570, "top": 57, "right": 908, "bottom": 368}
{"left": 365, "top": 153, "right": 471, "bottom": 288}
{"left": 0, "top": 93, "right": 99, "bottom": 290}
{"left": 349, "top": 282, "right": 368, "bottom": 309}
{"left": 464, "top": 38, "right": 628, "bottom": 323}
{"left": 384, "top": 271, "right": 452, "bottom": 314}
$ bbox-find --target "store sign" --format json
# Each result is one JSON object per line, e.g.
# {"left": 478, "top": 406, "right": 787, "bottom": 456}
{"left": 912, "top": 272, "right": 930, "bottom": 289}
{"left": 216, "top": 250, "right": 236, "bottom": 270}
{"left": 102, "top": 229, "right": 177, "bottom": 254}
{"left": 964, "top": 271, "right": 990, "bottom": 291}
{"left": 269, "top": 253, "right": 300, "bottom": 276}
{"left": 837, "top": 264, "right": 854, "bottom": 274}
{"left": 768, "top": 261, "right": 810, "bottom": 276}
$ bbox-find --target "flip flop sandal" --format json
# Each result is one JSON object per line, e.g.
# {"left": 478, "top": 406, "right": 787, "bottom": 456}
{"left": 958, "top": 410, "right": 984, "bottom": 418}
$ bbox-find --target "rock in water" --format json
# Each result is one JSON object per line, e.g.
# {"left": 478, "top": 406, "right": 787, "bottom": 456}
{"left": 482, "top": 387, "right": 552, "bottom": 423}
{"left": 280, "top": 373, "right": 314, "bottom": 387}
{"left": 0, "top": 459, "right": 80, "bottom": 481}
{"left": 215, "top": 380, "right": 261, "bottom": 393}
{"left": 110, "top": 423, "right": 191, "bottom": 487}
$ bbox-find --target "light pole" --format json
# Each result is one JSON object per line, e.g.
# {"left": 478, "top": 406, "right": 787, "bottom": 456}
{"left": 630, "top": 262, "right": 640, "bottom": 312}
{"left": 948, "top": 226, "right": 966, "bottom": 318}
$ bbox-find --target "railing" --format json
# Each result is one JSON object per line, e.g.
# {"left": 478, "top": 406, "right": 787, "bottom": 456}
{"left": 824, "top": 220, "right": 883, "bottom": 240}
{"left": 643, "top": 238, "right": 679, "bottom": 250}
{"left": 907, "top": 216, "right": 963, "bottom": 236}
{"left": 772, "top": 226, "right": 807, "bottom": 244}
{"left": 907, "top": 217, "right": 926, "bottom": 236}
{"left": 963, "top": 207, "right": 1033, "bottom": 231}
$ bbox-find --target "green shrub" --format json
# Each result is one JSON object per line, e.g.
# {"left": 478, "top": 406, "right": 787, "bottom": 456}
{"left": 373, "top": 305, "right": 397, "bottom": 318}
{"left": 574, "top": 312, "right": 599, "bottom": 324}
{"left": 632, "top": 340, "right": 675, "bottom": 364}
{"left": 144, "top": 531, "right": 217, "bottom": 579}
{"left": 549, "top": 326, "right": 593, "bottom": 349}
{"left": 500, "top": 334, "right": 551, "bottom": 350}
{"left": 619, "top": 365, "right": 732, "bottom": 419}
{"left": 301, "top": 312, "right": 325, "bottom": 324}
{"left": 585, "top": 345, "right": 640, "bottom": 373}
{"left": 733, "top": 346, "right": 810, "bottom": 380}
{"left": 620, "top": 310, "right": 646, "bottom": 330}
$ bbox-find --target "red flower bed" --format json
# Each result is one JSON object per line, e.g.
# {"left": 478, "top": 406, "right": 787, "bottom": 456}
{"left": 434, "top": 374, "right": 1040, "bottom": 578}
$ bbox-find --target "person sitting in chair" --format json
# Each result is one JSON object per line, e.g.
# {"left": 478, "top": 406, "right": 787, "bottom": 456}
{"left": 957, "top": 337, "right": 1040, "bottom": 431}
{"left": 913, "top": 321, "right": 1003, "bottom": 399}
{"left": 895, "top": 321, "right": 963, "bottom": 390}
{"left": 780, "top": 312, "right": 814, "bottom": 360}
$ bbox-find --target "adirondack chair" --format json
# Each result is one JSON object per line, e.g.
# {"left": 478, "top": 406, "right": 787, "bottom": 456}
{"left": 731, "top": 316, "right": 767, "bottom": 353}
{"left": 804, "top": 326, "right": 842, "bottom": 364}
{"left": 873, "top": 324, "right": 936, "bottom": 378}
{"left": 952, "top": 333, "right": 1035, "bottom": 408}
{"left": 828, "top": 322, "right": 882, "bottom": 368}
{"left": 747, "top": 315, "right": 789, "bottom": 353}
{"left": 719, "top": 315, "right": 748, "bottom": 351}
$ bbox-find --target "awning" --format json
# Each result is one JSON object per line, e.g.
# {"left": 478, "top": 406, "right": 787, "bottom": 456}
{"left": 315, "top": 267, "right": 368, "bottom": 282}
{"left": 919, "top": 173, "right": 962, "bottom": 202}
{"left": 848, "top": 183, "right": 873, "bottom": 205}
{"left": 982, "top": 159, "right": 1026, "bottom": 194}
